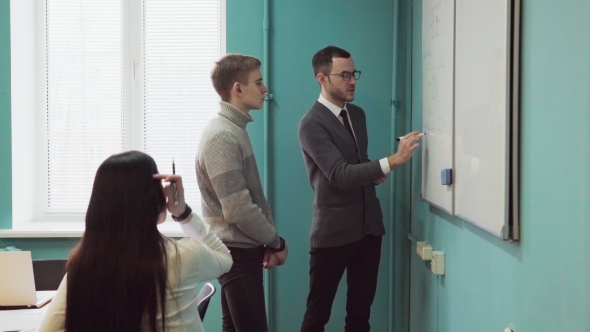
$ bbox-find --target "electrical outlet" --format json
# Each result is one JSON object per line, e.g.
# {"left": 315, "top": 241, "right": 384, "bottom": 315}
{"left": 416, "top": 242, "right": 433, "bottom": 260}
{"left": 430, "top": 251, "right": 445, "bottom": 275}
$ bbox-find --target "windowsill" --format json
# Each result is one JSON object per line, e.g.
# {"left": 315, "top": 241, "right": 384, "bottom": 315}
{"left": 0, "top": 221, "right": 186, "bottom": 238}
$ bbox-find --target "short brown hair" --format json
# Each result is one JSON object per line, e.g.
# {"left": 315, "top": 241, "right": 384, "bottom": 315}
{"left": 312, "top": 46, "right": 351, "bottom": 77}
{"left": 211, "top": 54, "right": 262, "bottom": 102}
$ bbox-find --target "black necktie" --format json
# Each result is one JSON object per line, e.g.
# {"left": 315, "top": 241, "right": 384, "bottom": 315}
{"left": 340, "top": 110, "right": 359, "bottom": 162}
{"left": 341, "top": 111, "right": 363, "bottom": 213}
{"left": 340, "top": 109, "right": 356, "bottom": 143}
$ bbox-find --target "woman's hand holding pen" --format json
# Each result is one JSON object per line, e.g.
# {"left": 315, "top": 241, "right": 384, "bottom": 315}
{"left": 153, "top": 174, "right": 187, "bottom": 217}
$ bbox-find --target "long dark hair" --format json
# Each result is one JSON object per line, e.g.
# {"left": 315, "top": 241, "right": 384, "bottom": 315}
{"left": 65, "top": 151, "right": 169, "bottom": 332}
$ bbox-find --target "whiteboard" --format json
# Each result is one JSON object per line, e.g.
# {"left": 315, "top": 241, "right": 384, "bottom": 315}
{"left": 421, "top": 0, "right": 455, "bottom": 214}
{"left": 453, "top": 0, "right": 514, "bottom": 237}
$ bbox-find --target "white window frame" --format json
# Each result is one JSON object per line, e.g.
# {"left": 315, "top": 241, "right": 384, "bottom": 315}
{"left": 8, "top": 0, "right": 226, "bottom": 237}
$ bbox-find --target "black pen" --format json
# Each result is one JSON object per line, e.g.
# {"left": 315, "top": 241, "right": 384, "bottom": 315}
{"left": 172, "top": 159, "right": 179, "bottom": 205}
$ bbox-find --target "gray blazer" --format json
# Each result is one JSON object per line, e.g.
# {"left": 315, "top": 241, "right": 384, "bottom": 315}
{"left": 298, "top": 101, "right": 386, "bottom": 248}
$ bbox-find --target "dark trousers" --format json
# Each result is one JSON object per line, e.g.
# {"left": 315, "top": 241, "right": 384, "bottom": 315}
{"left": 218, "top": 246, "right": 268, "bottom": 332}
{"left": 301, "top": 235, "right": 382, "bottom": 332}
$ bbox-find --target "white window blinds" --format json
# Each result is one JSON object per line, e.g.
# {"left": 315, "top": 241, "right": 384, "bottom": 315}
{"left": 45, "top": 0, "right": 125, "bottom": 213}
{"left": 142, "top": 0, "right": 223, "bottom": 213}
{"left": 43, "top": 0, "right": 224, "bottom": 217}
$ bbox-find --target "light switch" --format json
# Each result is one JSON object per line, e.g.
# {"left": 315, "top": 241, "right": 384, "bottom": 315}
{"left": 430, "top": 251, "right": 445, "bottom": 275}
{"left": 417, "top": 242, "right": 433, "bottom": 260}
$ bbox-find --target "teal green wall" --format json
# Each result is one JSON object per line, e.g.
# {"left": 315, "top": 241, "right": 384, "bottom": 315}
{"left": 267, "top": 1, "right": 396, "bottom": 331}
{"left": 0, "top": 0, "right": 11, "bottom": 230}
{"left": 225, "top": 0, "right": 265, "bottom": 160}
{"left": 392, "top": 1, "right": 414, "bottom": 331}
{"left": 408, "top": 0, "right": 590, "bottom": 331}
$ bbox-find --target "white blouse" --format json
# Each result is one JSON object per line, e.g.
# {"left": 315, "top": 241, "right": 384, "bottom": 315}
{"left": 37, "top": 214, "right": 233, "bottom": 332}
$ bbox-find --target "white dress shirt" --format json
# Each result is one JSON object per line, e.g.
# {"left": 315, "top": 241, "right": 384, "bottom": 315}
{"left": 317, "top": 94, "right": 391, "bottom": 175}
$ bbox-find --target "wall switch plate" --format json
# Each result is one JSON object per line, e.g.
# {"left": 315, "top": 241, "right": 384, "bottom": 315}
{"left": 416, "top": 242, "right": 433, "bottom": 260}
{"left": 431, "top": 251, "right": 445, "bottom": 275}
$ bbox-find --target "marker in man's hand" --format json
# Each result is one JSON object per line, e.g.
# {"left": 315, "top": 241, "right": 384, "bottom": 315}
{"left": 396, "top": 132, "right": 425, "bottom": 142}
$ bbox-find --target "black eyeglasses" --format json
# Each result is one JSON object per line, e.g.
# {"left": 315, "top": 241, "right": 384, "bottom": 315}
{"left": 327, "top": 70, "right": 361, "bottom": 81}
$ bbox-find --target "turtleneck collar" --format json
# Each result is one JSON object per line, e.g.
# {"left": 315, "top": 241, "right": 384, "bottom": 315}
{"left": 218, "top": 101, "right": 254, "bottom": 129}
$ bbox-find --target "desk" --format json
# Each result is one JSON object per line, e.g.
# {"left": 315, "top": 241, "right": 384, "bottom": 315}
{"left": 0, "top": 306, "right": 48, "bottom": 332}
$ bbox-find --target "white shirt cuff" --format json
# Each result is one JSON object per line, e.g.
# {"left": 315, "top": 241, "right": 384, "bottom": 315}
{"left": 379, "top": 157, "right": 391, "bottom": 175}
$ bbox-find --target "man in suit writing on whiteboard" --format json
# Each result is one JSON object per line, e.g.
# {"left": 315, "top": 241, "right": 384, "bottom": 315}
{"left": 298, "top": 45, "right": 422, "bottom": 332}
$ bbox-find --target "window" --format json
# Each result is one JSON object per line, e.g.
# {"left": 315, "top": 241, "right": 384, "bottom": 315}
{"left": 12, "top": 0, "right": 225, "bottom": 223}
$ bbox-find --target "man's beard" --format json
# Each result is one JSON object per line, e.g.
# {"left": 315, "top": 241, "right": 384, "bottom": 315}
{"left": 327, "top": 83, "right": 354, "bottom": 103}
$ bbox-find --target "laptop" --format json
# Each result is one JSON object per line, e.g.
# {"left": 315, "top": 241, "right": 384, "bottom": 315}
{"left": 0, "top": 251, "right": 55, "bottom": 310}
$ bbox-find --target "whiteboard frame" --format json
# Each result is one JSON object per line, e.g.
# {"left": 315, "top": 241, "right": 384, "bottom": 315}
{"left": 507, "top": 0, "right": 520, "bottom": 241}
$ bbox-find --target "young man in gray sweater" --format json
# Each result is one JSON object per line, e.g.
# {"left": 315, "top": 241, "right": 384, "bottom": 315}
{"left": 196, "top": 54, "right": 288, "bottom": 332}
{"left": 298, "top": 46, "right": 422, "bottom": 332}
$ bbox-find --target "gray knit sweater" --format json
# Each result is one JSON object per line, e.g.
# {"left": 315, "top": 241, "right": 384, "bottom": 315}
{"left": 299, "top": 101, "right": 386, "bottom": 248}
{"left": 196, "top": 102, "right": 280, "bottom": 248}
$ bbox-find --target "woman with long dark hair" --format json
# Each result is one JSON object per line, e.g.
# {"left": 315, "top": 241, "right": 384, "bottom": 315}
{"left": 37, "top": 151, "right": 232, "bottom": 332}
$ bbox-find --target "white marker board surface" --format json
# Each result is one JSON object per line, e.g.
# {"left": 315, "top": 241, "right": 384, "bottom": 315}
{"left": 421, "top": 0, "right": 520, "bottom": 239}
{"left": 421, "top": 0, "right": 454, "bottom": 214}
{"left": 453, "top": 0, "right": 517, "bottom": 238}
